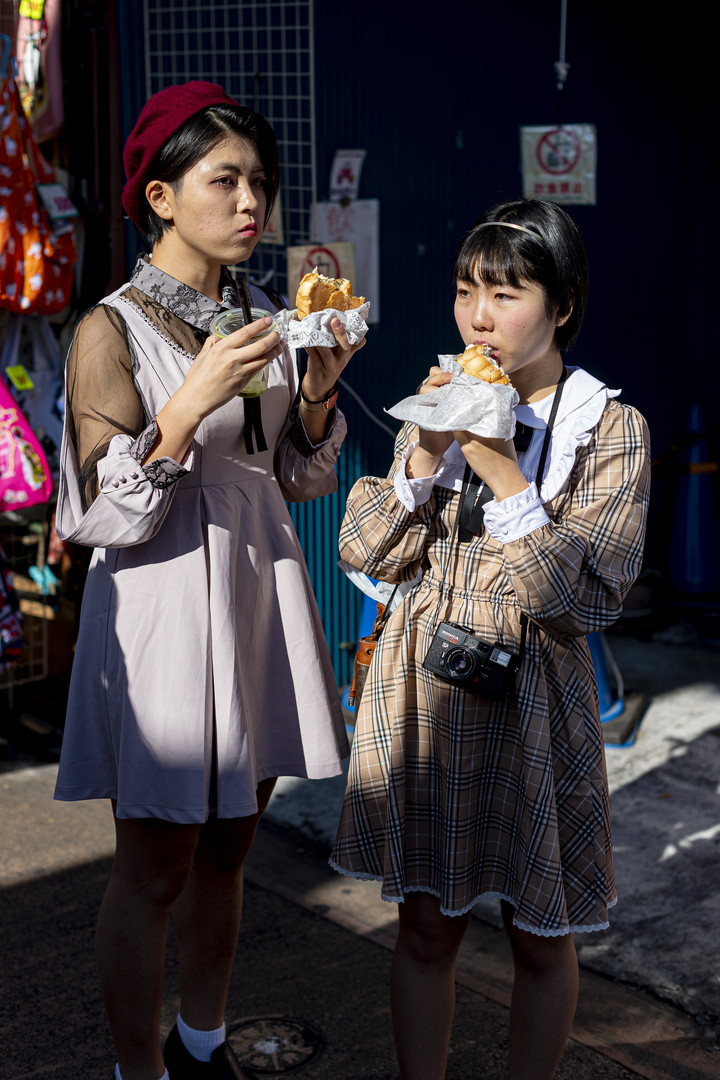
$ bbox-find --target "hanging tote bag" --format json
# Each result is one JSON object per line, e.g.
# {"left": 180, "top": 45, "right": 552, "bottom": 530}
{"left": 0, "top": 370, "right": 53, "bottom": 511}
{"left": 0, "top": 36, "right": 75, "bottom": 314}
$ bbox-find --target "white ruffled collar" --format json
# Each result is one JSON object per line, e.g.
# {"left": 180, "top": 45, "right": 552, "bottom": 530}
{"left": 443, "top": 366, "right": 620, "bottom": 500}
{"left": 532, "top": 366, "right": 620, "bottom": 500}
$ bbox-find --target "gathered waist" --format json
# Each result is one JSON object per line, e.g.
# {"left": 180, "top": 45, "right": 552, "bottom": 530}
{"left": 420, "top": 571, "right": 518, "bottom": 607}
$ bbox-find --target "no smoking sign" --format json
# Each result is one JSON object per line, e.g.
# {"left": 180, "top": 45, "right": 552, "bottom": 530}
{"left": 536, "top": 129, "right": 580, "bottom": 174}
{"left": 286, "top": 242, "right": 357, "bottom": 308}
{"left": 300, "top": 246, "right": 342, "bottom": 279}
{"left": 521, "top": 124, "right": 596, "bottom": 205}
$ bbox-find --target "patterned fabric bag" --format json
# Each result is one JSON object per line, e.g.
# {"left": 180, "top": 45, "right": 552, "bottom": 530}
{"left": 0, "top": 58, "right": 75, "bottom": 313}
{"left": 0, "top": 369, "right": 53, "bottom": 511}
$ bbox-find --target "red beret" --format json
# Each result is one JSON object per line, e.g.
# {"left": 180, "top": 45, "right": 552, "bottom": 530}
{"left": 122, "top": 80, "right": 241, "bottom": 230}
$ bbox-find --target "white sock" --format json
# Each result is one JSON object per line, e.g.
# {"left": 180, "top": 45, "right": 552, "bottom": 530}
{"left": 114, "top": 1067, "right": 168, "bottom": 1080}
{"left": 177, "top": 1012, "right": 226, "bottom": 1063}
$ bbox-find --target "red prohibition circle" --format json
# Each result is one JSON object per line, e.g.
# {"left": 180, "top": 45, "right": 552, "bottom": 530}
{"left": 536, "top": 129, "right": 580, "bottom": 175}
{"left": 300, "top": 246, "right": 342, "bottom": 279}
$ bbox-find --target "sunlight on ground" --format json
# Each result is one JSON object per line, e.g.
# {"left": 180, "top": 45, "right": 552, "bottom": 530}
{"left": 604, "top": 681, "right": 720, "bottom": 794}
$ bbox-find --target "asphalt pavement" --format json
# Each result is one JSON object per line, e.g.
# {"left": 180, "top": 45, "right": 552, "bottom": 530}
{"left": 1, "top": 630, "right": 719, "bottom": 1080}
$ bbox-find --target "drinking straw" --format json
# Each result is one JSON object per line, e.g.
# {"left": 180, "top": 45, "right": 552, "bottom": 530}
{"left": 237, "top": 277, "right": 253, "bottom": 325}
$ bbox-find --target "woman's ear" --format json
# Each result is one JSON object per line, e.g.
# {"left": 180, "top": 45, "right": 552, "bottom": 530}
{"left": 145, "top": 180, "right": 174, "bottom": 223}
{"left": 556, "top": 291, "right": 575, "bottom": 327}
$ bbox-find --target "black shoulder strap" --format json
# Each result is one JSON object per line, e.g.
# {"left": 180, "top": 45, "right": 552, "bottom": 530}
{"left": 534, "top": 365, "right": 568, "bottom": 490}
{"left": 456, "top": 366, "right": 569, "bottom": 543}
{"left": 452, "top": 367, "right": 569, "bottom": 665}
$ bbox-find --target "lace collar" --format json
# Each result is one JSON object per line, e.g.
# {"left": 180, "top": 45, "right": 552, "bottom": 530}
{"left": 129, "top": 255, "right": 242, "bottom": 333}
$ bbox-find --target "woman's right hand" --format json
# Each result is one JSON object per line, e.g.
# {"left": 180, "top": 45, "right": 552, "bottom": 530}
{"left": 406, "top": 366, "right": 454, "bottom": 478}
{"left": 178, "top": 317, "right": 284, "bottom": 421}
{"left": 143, "top": 318, "right": 284, "bottom": 467}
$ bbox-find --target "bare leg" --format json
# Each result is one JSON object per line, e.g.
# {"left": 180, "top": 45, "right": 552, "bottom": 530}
{"left": 95, "top": 813, "right": 201, "bottom": 1080}
{"left": 172, "top": 777, "right": 277, "bottom": 1029}
{"left": 501, "top": 901, "right": 579, "bottom": 1080}
{"left": 390, "top": 893, "right": 472, "bottom": 1080}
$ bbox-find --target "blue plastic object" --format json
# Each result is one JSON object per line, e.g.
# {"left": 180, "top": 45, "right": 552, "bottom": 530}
{"left": 358, "top": 588, "right": 379, "bottom": 640}
{"left": 339, "top": 686, "right": 355, "bottom": 734}
{"left": 587, "top": 632, "right": 625, "bottom": 723}
{"left": 669, "top": 404, "right": 720, "bottom": 594}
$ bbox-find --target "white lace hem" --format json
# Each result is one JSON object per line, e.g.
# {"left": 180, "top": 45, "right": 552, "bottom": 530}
{"left": 328, "top": 859, "right": 617, "bottom": 935}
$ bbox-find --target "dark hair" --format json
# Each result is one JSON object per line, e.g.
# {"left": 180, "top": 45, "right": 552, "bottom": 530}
{"left": 453, "top": 199, "right": 589, "bottom": 350}
{"left": 140, "top": 104, "right": 279, "bottom": 243}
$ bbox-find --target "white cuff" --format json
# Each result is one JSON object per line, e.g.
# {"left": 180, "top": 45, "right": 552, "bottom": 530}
{"left": 482, "top": 481, "right": 551, "bottom": 543}
{"left": 394, "top": 439, "right": 447, "bottom": 512}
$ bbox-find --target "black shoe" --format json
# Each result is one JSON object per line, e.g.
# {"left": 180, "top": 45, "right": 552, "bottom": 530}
{"left": 164, "top": 1024, "right": 258, "bottom": 1080}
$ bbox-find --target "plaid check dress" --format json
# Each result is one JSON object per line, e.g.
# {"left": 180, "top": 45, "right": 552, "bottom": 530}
{"left": 330, "top": 396, "right": 650, "bottom": 934}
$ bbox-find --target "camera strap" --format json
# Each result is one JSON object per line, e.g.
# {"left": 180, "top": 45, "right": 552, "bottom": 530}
{"left": 457, "top": 366, "right": 568, "bottom": 542}
{"left": 457, "top": 422, "right": 533, "bottom": 542}
{"left": 441, "top": 366, "right": 568, "bottom": 668}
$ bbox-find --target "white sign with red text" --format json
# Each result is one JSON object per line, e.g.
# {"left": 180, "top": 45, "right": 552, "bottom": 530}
{"left": 309, "top": 199, "right": 379, "bottom": 323}
{"left": 329, "top": 150, "right": 367, "bottom": 202}
{"left": 260, "top": 193, "right": 284, "bottom": 246}
{"left": 520, "top": 124, "right": 597, "bottom": 205}
{"left": 286, "top": 242, "right": 357, "bottom": 310}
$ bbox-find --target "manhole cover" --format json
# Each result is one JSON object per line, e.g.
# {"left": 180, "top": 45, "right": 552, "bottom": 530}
{"left": 227, "top": 1017, "right": 324, "bottom": 1074}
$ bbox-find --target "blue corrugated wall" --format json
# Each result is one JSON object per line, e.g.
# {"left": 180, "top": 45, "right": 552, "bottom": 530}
{"left": 288, "top": 429, "right": 371, "bottom": 688}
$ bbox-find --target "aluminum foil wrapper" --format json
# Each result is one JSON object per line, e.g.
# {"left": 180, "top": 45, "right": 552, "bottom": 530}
{"left": 386, "top": 354, "right": 519, "bottom": 438}
{"left": 273, "top": 302, "right": 371, "bottom": 348}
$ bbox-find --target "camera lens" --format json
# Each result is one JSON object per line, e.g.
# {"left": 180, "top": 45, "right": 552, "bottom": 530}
{"left": 443, "top": 646, "right": 478, "bottom": 681}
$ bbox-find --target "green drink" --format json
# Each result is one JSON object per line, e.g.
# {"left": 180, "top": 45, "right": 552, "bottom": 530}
{"left": 210, "top": 307, "right": 278, "bottom": 397}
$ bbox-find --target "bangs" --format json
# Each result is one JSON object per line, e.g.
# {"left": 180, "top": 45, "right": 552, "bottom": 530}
{"left": 150, "top": 105, "right": 279, "bottom": 225}
{"left": 452, "top": 200, "right": 589, "bottom": 350}
{"left": 454, "top": 226, "right": 553, "bottom": 291}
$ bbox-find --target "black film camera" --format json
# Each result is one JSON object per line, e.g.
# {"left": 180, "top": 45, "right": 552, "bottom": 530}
{"left": 423, "top": 621, "right": 520, "bottom": 698}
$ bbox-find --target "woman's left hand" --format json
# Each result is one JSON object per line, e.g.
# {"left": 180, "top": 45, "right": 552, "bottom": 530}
{"left": 302, "top": 318, "right": 366, "bottom": 401}
{"left": 454, "top": 430, "right": 530, "bottom": 502}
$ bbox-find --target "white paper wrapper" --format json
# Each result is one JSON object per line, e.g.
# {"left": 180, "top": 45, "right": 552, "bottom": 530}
{"left": 386, "top": 354, "right": 519, "bottom": 439}
{"left": 337, "top": 563, "right": 422, "bottom": 609}
{"left": 273, "top": 302, "right": 371, "bottom": 348}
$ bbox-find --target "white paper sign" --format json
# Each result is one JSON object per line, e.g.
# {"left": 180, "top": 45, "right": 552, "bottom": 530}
{"left": 329, "top": 149, "right": 366, "bottom": 202}
{"left": 35, "top": 182, "right": 78, "bottom": 220}
{"left": 520, "top": 124, "right": 597, "bottom": 205}
{"left": 310, "top": 199, "right": 380, "bottom": 323}
{"left": 261, "top": 192, "right": 284, "bottom": 246}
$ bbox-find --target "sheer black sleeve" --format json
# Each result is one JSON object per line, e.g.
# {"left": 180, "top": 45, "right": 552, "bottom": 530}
{"left": 65, "top": 304, "right": 147, "bottom": 511}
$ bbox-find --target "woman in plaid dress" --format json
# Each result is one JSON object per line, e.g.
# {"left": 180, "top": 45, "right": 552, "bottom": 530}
{"left": 330, "top": 200, "right": 650, "bottom": 1079}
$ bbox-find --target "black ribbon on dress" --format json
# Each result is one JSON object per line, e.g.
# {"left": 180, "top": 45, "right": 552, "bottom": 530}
{"left": 243, "top": 397, "right": 267, "bottom": 455}
{"left": 457, "top": 369, "right": 568, "bottom": 542}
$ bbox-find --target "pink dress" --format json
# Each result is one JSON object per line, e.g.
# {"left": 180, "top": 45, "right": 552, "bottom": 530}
{"left": 54, "top": 259, "right": 348, "bottom": 821}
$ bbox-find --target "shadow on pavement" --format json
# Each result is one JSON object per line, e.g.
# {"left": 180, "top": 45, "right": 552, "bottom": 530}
{"left": 1, "top": 830, "right": 658, "bottom": 1080}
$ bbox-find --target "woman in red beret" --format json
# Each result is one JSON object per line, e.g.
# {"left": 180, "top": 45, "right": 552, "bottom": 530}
{"left": 54, "top": 81, "right": 363, "bottom": 1080}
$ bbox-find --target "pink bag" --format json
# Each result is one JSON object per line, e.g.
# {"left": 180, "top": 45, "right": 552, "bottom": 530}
{"left": 0, "top": 373, "right": 53, "bottom": 511}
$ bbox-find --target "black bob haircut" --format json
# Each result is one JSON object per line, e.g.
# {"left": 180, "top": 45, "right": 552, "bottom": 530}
{"left": 139, "top": 104, "right": 280, "bottom": 244}
{"left": 453, "top": 200, "right": 589, "bottom": 351}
